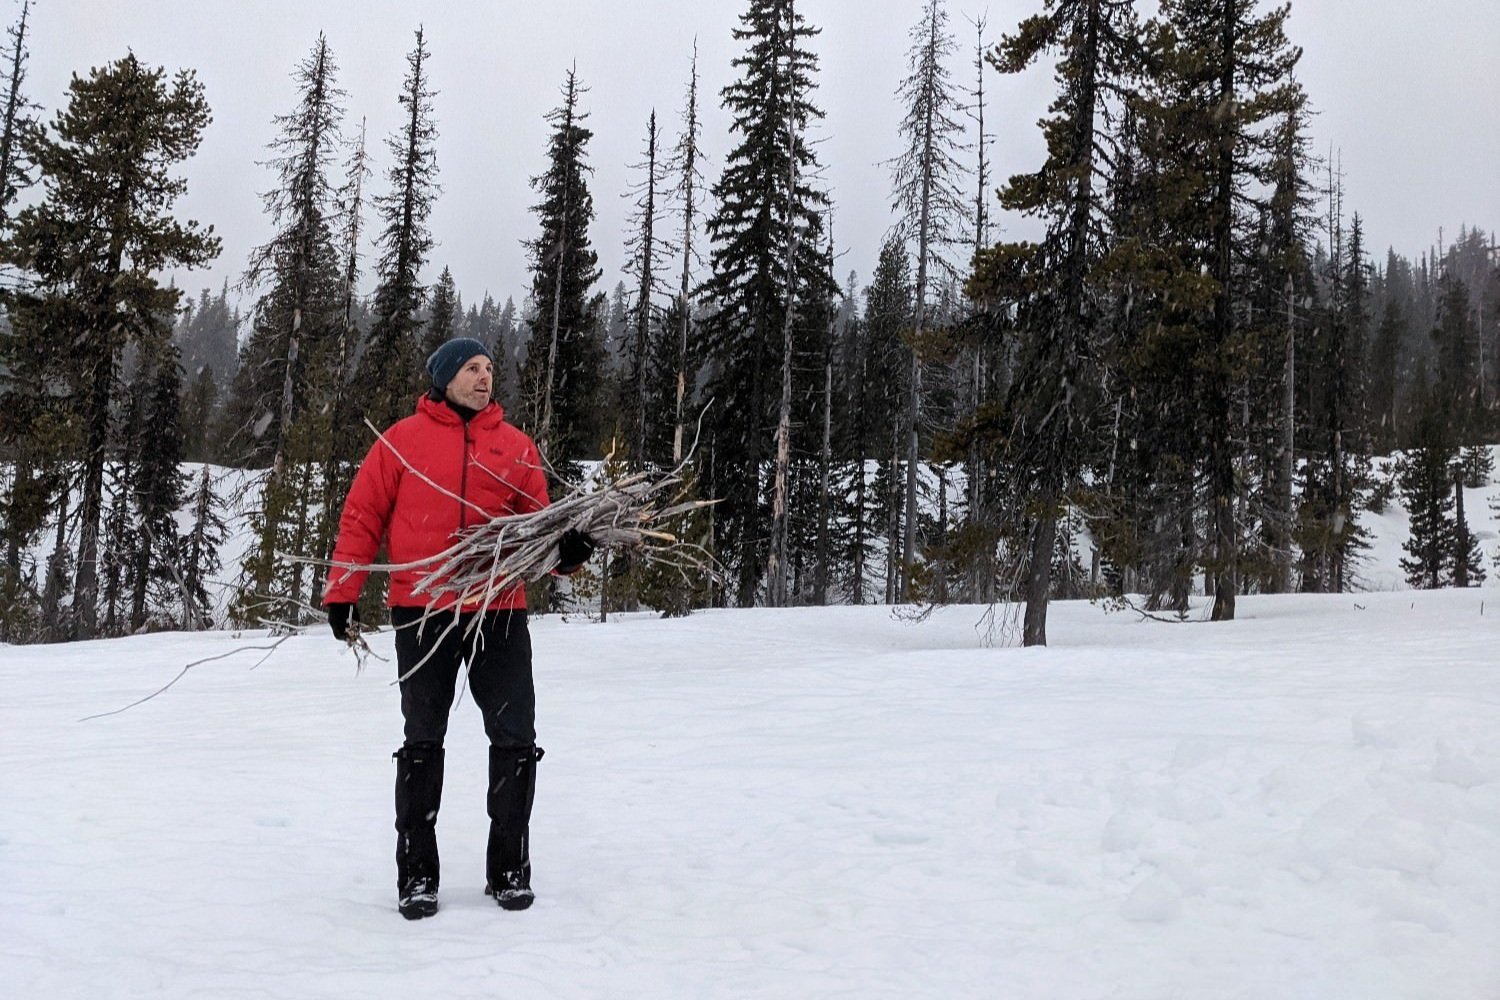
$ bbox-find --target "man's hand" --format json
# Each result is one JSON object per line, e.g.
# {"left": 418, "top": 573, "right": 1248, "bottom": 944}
{"left": 556, "top": 528, "right": 596, "bottom": 574}
{"left": 327, "top": 602, "right": 359, "bottom": 641}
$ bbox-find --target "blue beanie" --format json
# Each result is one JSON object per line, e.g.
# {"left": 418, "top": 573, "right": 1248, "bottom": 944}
{"left": 426, "top": 337, "right": 493, "bottom": 392}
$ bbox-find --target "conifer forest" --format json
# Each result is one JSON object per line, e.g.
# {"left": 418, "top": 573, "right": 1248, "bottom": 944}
{"left": 0, "top": 0, "right": 1495, "bottom": 646}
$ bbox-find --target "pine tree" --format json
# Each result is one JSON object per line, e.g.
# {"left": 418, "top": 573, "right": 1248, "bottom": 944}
{"left": 1398, "top": 390, "right": 1458, "bottom": 590}
{"left": 311, "top": 113, "right": 372, "bottom": 596}
{"left": 620, "top": 109, "right": 675, "bottom": 467}
{"left": 1299, "top": 179, "right": 1373, "bottom": 594}
{"left": 668, "top": 42, "right": 706, "bottom": 466}
{"left": 224, "top": 34, "right": 345, "bottom": 468}
{"left": 355, "top": 26, "right": 440, "bottom": 439}
{"left": 973, "top": 0, "right": 1140, "bottom": 644}
{"left": 0, "top": 0, "right": 33, "bottom": 230}
{"left": 1459, "top": 444, "right": 1493, "bottom": 488}
{"left": 1432, "top": 272, "right": 1479, "bottom": 444}
{"left": 1, "top": 54, "right": 219, "bottom": 639}
{"left": 1244, "top": 92, "right": 1317, "bottom": 594}
{"left": 175, "top": 283, "right": 240, "bottom": 392}
{"left": 180, "top": 364, "right": 219, "bottom": 463}
{"left": 860, "top": 237, "right": 914, "bottom": 603}
{"left": 1367, "top": 299, "right": 1406, "bottom": 451}
{"left": 0, "top": 289, "right": 78, "bottom": 596}
{"left": 603, "top": 281, "right": 630, "bottom": 369}
{"left": 1151, "top": 0, "right": 1305, "bottom": 620}
{"left": 888, "top": 0, "right": 968, "bottom": 601}
{"left": 517, "top": 66, "right": 605, "bottom": 475}
{"left": 421, "top": 265, "right": 459, "bottom": 359}
{"left": 127, "top": 339, "right": 188, "bottom": 631}
{"left": 180, "top": 464, "right": 228, "bottom": 628}
{"left": 701, "top": 0, "right": 834, "bottom": 605}
{"left": 225, "top": 35, "right": 348, "bottom": 624}
{"left": 950, "top": 12, "right": 1003, "bottom": 605}
{"left": 1451, "top": 463, "right": 1485, "bottom": 587}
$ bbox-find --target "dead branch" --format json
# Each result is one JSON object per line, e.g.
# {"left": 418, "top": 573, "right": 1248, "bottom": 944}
{"left": 79, "top": 633, "right": 298, "bottom": 722}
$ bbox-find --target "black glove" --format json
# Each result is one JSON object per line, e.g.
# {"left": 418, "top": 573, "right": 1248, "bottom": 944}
{"left": 556, "top": 528, "right": 596, "bottom": 574}
{"left": 327, "top": 602, "right": 359, "bottom": 641}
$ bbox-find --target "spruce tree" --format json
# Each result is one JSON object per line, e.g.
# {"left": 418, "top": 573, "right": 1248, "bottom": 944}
{"left": 226, "top": 34, "right": 348, "bottom": 624}
{"left": 1451, "top": 465, "right": 1485, "bottom": 587}
{"left": 1, "top": 54, "right": 219, "bottom": 639}
{"left": 1399, "top": 392, "right": 1458, "bottom": 590}
{"left": 355, "top": 26, "right": 440, "bottom": 439}
{"left": 701, "top": 0, "right": 834, "bottom": 605}
{"left": 127, "top": 339, "right": 188, "bottom": 631}
{"left": 224, "top": 34, "right": 344, "bottom": 468}
{"left": 180, "top": 464, "right": 228, "bottom": 629}
{"left": 861, "top": 237, "right": 914, "bottom": 603}
{"left": 518, "top": 66, "right": 605, "bottom": 476}
{"left": 421, "top": 265, "right": 459, "bottom": 359}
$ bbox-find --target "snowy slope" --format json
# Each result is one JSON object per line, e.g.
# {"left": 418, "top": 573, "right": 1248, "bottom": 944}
{"left": 4, "top": 591, "right": 1499, "bottom": 999}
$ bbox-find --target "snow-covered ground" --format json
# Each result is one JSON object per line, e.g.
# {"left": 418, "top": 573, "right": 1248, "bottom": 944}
{"left": 4, "top": 590, "right": 1498, "bottom": 999}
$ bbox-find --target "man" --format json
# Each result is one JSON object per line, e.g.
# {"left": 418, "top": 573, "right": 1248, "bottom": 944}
{"left": 323, "top": 336, "right": 594, "bottom": 920}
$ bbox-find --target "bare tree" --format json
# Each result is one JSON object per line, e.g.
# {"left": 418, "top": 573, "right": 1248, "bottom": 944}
{"left": 671, "top": 42, "right": 705, "bottom": 466}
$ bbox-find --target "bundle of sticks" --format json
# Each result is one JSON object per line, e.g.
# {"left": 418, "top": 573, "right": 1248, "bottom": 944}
{"left": 279, "top": 415, "right": 719, "bottom": 676}
{"left": 383, "top": 464, "right": 716, "bottom": 610}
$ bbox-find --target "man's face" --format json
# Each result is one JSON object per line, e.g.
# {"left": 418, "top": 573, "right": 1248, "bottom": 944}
{"left": 445, "top": 355, "right": 493, "bottom": 410}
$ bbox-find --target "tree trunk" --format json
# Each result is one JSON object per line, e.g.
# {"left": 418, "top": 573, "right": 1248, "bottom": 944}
{"left": 766, "top": 9, "right": 802, "bottom": 609}
{"left": 935, "top": 464, "right": 948, "bottom": 604}
{"left": 1453, "top": 469, "right": 1469, "bottom": 588}
{"left": 1023, "top": 501, "right": 1056, "bottom": 647}
{"left": 901, "top": 351, "right": 921, "bottom": 601}
{"left": 1274, "top": 275, "right": 1296, "bottom": 592}
{"left": 672, "top": 44, "right": 699, "bottom": 466}
{"left": 815, "top": 355, "right": 832, "bottom": 605}
{"left": 42, "top": 488, "right": 70, "bottom": 639}
{"left": 885, "top": 430, "right": 901, "bottom": 605}
{"left": 1208, "top": 0, "right": 1239, "bottom": 623}
{"left": 71, "top": 353, "right": 117, "bottom": 640}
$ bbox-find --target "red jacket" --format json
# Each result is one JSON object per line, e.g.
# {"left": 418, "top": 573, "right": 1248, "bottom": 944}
{"left": 322, "top": 395, "right": 550, "bottom": 610}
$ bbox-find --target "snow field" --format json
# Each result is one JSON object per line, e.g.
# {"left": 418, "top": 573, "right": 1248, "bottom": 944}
{"left": 2, "top": 590, "right": 1499, "bottom": 999}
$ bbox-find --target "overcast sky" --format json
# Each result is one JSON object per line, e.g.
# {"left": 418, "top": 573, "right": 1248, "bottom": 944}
{"left": 24, "top": 0, "right": 1500, "bottom": 314}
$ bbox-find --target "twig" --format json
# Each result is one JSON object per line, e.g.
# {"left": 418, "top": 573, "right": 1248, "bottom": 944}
{"left": 79, "top": 634, "right": 297, "bottom": 722}
{"left": 1107, "top": 594, "right": 1192, "bottom": 624}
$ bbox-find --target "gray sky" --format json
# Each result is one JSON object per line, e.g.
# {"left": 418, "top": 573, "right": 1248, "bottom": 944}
{"left": 24, "top": 0, "right": 1500, "bottom": 315}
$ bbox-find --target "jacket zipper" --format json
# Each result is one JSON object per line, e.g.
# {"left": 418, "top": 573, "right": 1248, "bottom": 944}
{"left": 459, "top": 423, "right": 471, "bottom": 530}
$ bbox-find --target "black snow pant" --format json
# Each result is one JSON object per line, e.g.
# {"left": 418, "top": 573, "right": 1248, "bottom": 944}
{"left": 392, "top": 605, "right": 536, "bottom": 749}
{"left": 390, "top": 606, "right": 539, "bottom": 896}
